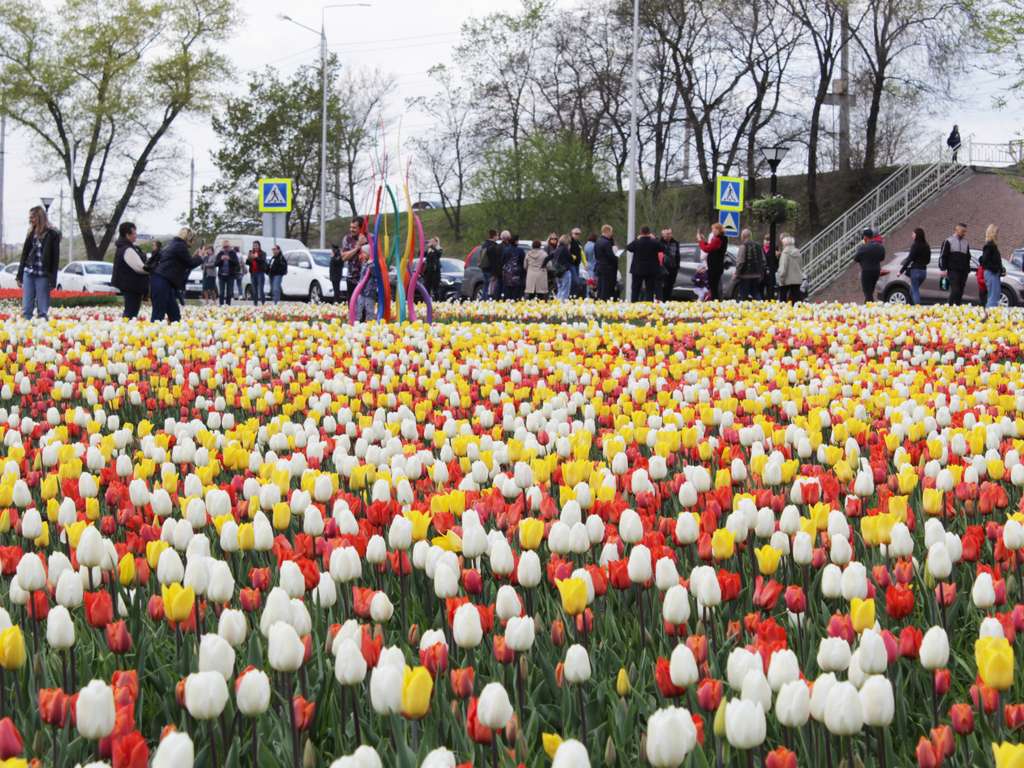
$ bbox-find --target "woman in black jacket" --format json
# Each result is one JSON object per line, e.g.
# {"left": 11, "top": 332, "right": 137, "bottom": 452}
{"left": 900, "top": 228, "right": 930, "bottom": 305}
{"left": 980, "top": 224, "right": 1004, "bottom": 310}
{"left": 151, "top": 228, "right": 201, "bottom": 322}
{"left": 111, "top": 221, "right": 149, "bottom": 318}
{"left": 268, "top": 245, "right": 288, "bottom": 304}
{"left": 17, "top": 206, "right": 62, "bottom": 320}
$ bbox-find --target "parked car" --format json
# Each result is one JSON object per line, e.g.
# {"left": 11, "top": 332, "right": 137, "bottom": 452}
{"left": 876, "top": 249, "right": 1023, "bottom": 306}
{"left": 0, "top": 263, "right": 20, "bottom": 290}
{"left": 241, "top": 249, "right": 334, "bottom": 302}
{"left": 668, "top": 244, "right": 739, "bottom": 300}
{"left": 1011, "top": 247, "right": 1024, "bottom": 270}
{"left": 55, "top": 260, "right": 117, "bottom": 293}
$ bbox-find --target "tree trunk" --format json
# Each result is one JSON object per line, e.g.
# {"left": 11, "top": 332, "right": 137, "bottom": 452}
{"left": 806, "top": 95, "right": 826, "bottom": 229}
{"left": 863, "top": 66, "right": 886, "bottom": 172}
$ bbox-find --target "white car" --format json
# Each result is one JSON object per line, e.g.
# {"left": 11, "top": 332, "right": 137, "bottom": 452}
{"left": 243, "top": 249, "right": 335, "bottom": 302}
{"left": 55, "top": 261, "right": 117, "bottom": 293}
{"left": 0, "top": 263, "right": 19, "bottom": 289}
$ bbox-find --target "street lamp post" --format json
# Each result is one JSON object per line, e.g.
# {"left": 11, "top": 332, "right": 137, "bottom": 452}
{"left": 279, "top": 4, "right": 370, "bottom": 249}
{"left": 759, "top": 144, "right": 789, "bottom": 293}
{"left": 624, "top": 0, "right": 640, "bottom": 302}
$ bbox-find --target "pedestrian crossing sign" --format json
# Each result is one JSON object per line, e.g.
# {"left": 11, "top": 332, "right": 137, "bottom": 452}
{"left": 258, "top": 178, "right": 293, "bottom": 213}
{"left": 719, "top": 210, "right": 740, "bottom": 237}
{"left": 715, "top": 176, "right": 745, "bottom": 212}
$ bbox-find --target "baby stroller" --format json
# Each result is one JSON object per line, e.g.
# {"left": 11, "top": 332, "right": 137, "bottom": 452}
{"left": 692, "top": 265, "right": 710, "bottom": 302}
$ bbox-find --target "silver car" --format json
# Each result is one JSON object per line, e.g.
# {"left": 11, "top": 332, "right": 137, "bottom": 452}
{"left": 875, "top": 249, "right": 1023, "bottom": 306}
{"left": 669, "top": 244, "right": 739, "bottom": 300}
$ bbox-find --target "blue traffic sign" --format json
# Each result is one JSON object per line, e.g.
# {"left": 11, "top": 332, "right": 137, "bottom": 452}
{"left": 258, "top": 178, "right": 293, "bottom": 213}
{"left": 715, "top": 176, "right": 745, "bottom": 212}
{"left": 718, "top": 210, "right": 740, "bottom": 237}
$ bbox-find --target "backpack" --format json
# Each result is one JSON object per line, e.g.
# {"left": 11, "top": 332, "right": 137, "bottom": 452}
{"left": 479, "top": 241, "right": 493, "bottom": 271}
{"left": 502, "top": 254, "right": 522, "bottom": 288}
{"left": 746, "top": 241, "right": 765, "bottom": 276}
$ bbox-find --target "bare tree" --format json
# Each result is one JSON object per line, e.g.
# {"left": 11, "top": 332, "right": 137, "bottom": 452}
{"left": 408, "top": 66, "right": 477, "bottom": 241}
{"left": 333, "top": 68, "right": 396, "bottom": 219}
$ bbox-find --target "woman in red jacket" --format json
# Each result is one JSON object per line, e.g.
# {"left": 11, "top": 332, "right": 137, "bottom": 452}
{"left": 698, "top": 223, "right": 728, "bottom": 300}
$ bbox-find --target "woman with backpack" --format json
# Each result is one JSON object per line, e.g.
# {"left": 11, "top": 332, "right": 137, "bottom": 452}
{"left": 246, "top": 241, "right": 269, "bottom": 305}
{"left": 735, "top": 229, "right": 764, "bottom": 300}
{"left": 500, "top": 233, "right": 525, "bottom": 300}
{"left": 268, "top": 245, "right": 288, "bottom": 304}
{"left": 552, "top": 235, "right": 574, "bottom": 300}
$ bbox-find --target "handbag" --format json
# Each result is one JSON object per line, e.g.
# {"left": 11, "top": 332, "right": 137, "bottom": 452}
{"left": 939, "top": 276, "right": 950, "bottom": 291}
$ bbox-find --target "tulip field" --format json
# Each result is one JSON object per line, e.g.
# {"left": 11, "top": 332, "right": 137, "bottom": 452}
{"left": 3, "top": 299, "right": 1024, "bottom": 768}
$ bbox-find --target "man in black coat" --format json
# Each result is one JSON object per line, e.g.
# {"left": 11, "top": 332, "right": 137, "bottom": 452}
{"left": 111, "top": 221, "right": 149, "bottom": 318}
{"left": 151, "top": 228, "right": 201, "bottom": 322}
{"left": 853, "top": 228, "right": 886, "bottom": 303}
{"left": 594, "top": 225, "right": 618, "bottom": 301}
{"left": 659, "top": 228, "right": 681, "bottom": 301}
{"left": 939, "top": 223, "right": 971, "bottom": 306}
{"left": 626, "top": 226, "right": 665, "bottom": 302}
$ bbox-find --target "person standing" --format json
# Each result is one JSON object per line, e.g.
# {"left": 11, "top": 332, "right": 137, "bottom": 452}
{"left": 735, "top": 229, "right": 765, "bottom": 300}
{"left": 424, "top": 237, "right": 443, "bottom": 300}
{"left": 854, "top": 228, "right": 886, "bottom": 303}
{"left": 594, "top": 225, "right": 617, "bottom": 301}
{"left": 939, "top": 223, "right": 971, "bottom": 305}
{"left": 479, "top": 229, "right": 501, "bottom": 300}
{"left": 16, "top": 206, "right": 61, "bottom": 321}
{"left": 569, "top": 228, "right": 585, "bottom": 296}
{"left": 899, "top": 228, "right": 931, "bottom": 305}
{"left": 111, "top": 221, "right": 149, "bottom": 318}
{"left": 215, "top": 240, "right": 239, "bottom": 306}
{"left": 626, "top": 226, "right": 666, "bottom": 302}
{"left": 697, "top": 223, "right": 728, "bottom": 300}
{"left": 233, "top": 247, "right": 246, "bottom": 300}
{"left": 775, "top": 235, "right": 804, "bottom": 303}
{"left": 762, "top": 234, "right": 778, "bottom": 300}
{"left": 329, "top": 242, "right": 345, "bottom": 303}
{"left": 200, "top": 245, "right": 217, "bottom": 301}
{"left": 246, "top": 241, "right": 268, "bottom": 305}
{"left": 341, "top": 217, "right": 365, "bottom": 302}
{"left": 659, "top": 228, "right": 681, "bottom": 301}
{"left": 524, "top": 240, "right": 550, "bottom": 300}
{"left": 151, "top": 228, "right": 200, "bottom": 322}
{"left": 354, "top": 243, "right": 379, "bottom": 321}
{"left": 980, "top": 224, "right": 1004, "bottom": 310}
{"left": 551, "top": 235, "right": 574, "bottom": 300}
{"left": 947, "top": 124, "right": 961, "bottom": 163}
{"left": 500, "top": 233, "right": 524, "bottom": 300}
{"left": 268, "top": 244, "right": 287, "bottom": 304}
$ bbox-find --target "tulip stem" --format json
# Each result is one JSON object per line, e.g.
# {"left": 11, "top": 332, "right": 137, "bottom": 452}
{"left": 576, "top": 684, "right": 588, "bottom": 747}
{"left": 350, "top": 686, "right": 362, "bottom": 745}
{"left": 931, "top": 677, "right": 938, "bottom": 728}
{"left": 251, "top": 722, "right": 259, "bottom": 767}
{"left": 491, "top": 735, "right": 499, "bottom": 768}
{"left": 208, "top": 719, "right": 219, "bottom": 768}
{"left": 877, "top": 726, "right": 887, "bottom": 768}
{"left": 287, "top": 673, "right": 300, "bottom": 768}
{"left": 745, "top": 749, "right": 753, "bottom": 768}
{"left": 846, "top": 735, "right": 853, "bottom": 768}
{"left": 937, "top": 579, "right": 948, "bottom": 637}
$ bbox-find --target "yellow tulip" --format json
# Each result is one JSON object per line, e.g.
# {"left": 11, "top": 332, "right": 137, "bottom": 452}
{"left": 988, "top": 459, "right": 1006, "bottom": 481}
{"left": 34, "top": 523, "right": 48, "bottom": 548}
{"left": 0, "top": 758, "right": 29, "bottom": 768}
{"left": 162, "top": 583, "right": 196, "bottom": 623}
{"left": 518, "top": 518, "right": 545, "bottom": 551}
{"left": 922, "top": 488, "right": 944, "bottom": 516}
{"left": 993, "top": 742, "right": 1024, "bottom": 768}
{"left": 431, "top": 531, "right": 462, "bottom": 553}
{"left": 272, "top": 502, "right": 291, "bottom": 531}
{"left": 542, "top": 733, "right": 563, "bottom": 759}
{"left": 118, "top": 553, "right": 136, "bottom": 587}
{"left": 616, "top": 668, "right": 631, "bottom": 697}
{"left": 556, "top": 577, "right": 587, "bottom": 616}
{"left": 976, "top": 637, "right": 1014, "bottom": 691}
{"left": 237, "top": 523, "right": 255, "bottom": 551}
{"left": 400, "top": 666, "right": 433, "bottom": 720}
{"left": 145, "top": 539, "right": 169, "bottom": 570}
{"left": 711, "top": 528, "right": 735, "bottom": 561}
{"left": 0, "top": 627, "right": 26, "bottom": 670}
{"left": 404, "top": 509, "right": 433, "bottom": 542}
{"left": 850, "top": 597, "right": 875, "bottom": 633}
{"left": 754, "top": 545, "right": 782, "bottom": 575}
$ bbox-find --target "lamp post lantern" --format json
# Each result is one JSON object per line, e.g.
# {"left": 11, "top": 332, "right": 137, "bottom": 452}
{"left": 759, "top": 144, "right": 789, "bottom": 292}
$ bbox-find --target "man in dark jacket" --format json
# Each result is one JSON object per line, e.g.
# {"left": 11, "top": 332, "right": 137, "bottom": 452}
{"left": 627, "top": 226, "right": 666, "bottom": 302}
{"left": 939, "top": 223, "right": 971, "bottom": 305}
{"left": 735, "top": 229, "right": 765, "bottom": 300}
{"left": 17, "top": 205, "right": 62, "bottom": 320}
{"left": 853, "top": 228, "right": 886, "bottom": 303}
{"left": 111, "top": 221, "right": 149, "bottom": 318}
{"left": 214, "top": 240, "right": 239, "bottom": 307}
{"left": 594, "top": 225, "right": 618, "bottom": 301}
{"left": 569, "top": 228, "right": 585, "bottom": 297}
{"left": 151, "top": 228, "right": 201, "bottom": 322}
{"left": 479, "top": 230, "right": 501, "bottom": 300}
{"left": 659, "top": 228, "right": 681, "bottom": 301}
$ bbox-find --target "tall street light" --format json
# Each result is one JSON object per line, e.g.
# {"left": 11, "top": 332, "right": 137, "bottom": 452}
{"left": 624, "top": 0, "right": 640, "bottom": 302}
{"left": 280, "top": 3, "right": 371, "bottom": 249}
{"left": 760, "top": 144, "right": 789, "bottom": 285}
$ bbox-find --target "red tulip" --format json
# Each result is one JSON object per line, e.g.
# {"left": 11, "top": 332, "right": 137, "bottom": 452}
{"left": 419, "top": 642, "right": 448, "bottom": 677}
{"left": 970, "top": 680, "right": 1000, "bottom": 713}
{"left": 450, "top": 667, "right": 475, "bottom": 699}
{"left": 493, "top": 636, "right": 515, "bottom": 665}
{"left": 84, "top": 590, "right": 114, "bottom": 628}
{"left": 933, "top": 668, "right": 951, "bottom": 697}
{"left": 1005, "top": 703, "right": 1024, "bottom": 731}
{"left": 112, "top": 730, "right": 149, "bottom": 768}
{"left": 899, "top": 626, "right": 923, "bottom": 659}
{"left": 950, "top": 702, "right": 974, "bottom": 734}
{"left": 550, "top": 619, "right": 565, "bottom": 647}
{"left": 696, "top": 678, "right": 723, "bottom": 712}
{"left": 292, "top": 696, "right": 316, "bottom": 731}
{"left": 462, "top": 568, "right": 482, "bottom": 595}
{"left": 248, "top": 567, "right": 270, "bottom": 591}
{"left": 686, "top": 634, "right": 708, "bottom": 665}
{"left": 654, "top": 657, "right": 685, "bottom": 698}
{"left": 239, "top": 588, "right": 262, "bottom": 613}
{"left": 885, "top": 584, "right": 914, "bottom": 619}
{"left": 915, "top": 736, "right": 939, "bottom": 768}
{"left": 765, "top": 746, "right": 798, "bottom": 768}
{"left": 146, "top": 595, "right": 165, "bottom": 622}
{"left": 930, "top": 725, "right": 954, "bottom": 760}
{"left": 466, "top": 697, "right": 493, "bottom": 744}
{"left": 784, "top": 585, "right": 806, "bottom": 614}
{"left": 38, "top": 688, "right": 69, "bottom": 728}
{"left": 0, "top": 718, "right": 22, "bottom": 758}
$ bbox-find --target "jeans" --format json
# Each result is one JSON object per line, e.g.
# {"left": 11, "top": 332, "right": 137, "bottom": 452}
{"left": 556, "top": 270, "right": 573, "bottom": 300}
{"left": 631, "top": 273, "right": 657, "bottom": 302}
{"left": 234, "top": 275, "right": 243, "bottom": 299}
{"left": 909, "top": 268, "right": 927, "bottom": 305}
{"left": 251, "top": 272, "right": 266, "bottom": 305}
{"left": 218, "top": 277, "right": 233, "bottom": 305}
{"left": 985, "top": 270, "right": 1002, "bottom": 307}
{"left": 270, "top": 275, "right": 283, "bottom": 303}
{"left": 947, "top": 268, "right": 968, "bottom": 305}
{"left": 861, "top": 269, "right": 880, "bottom": 303}
{"left": 737, "top": 278, "right": 763, "bottom": 300}
{"left": 150, "top": 273, "right": 180, "bottom": 322}
{"left": 122, "top": 291, "right": 143, "bottom": 319}
{"left": 21, "top": 273, "right": 51, "bottom": 320}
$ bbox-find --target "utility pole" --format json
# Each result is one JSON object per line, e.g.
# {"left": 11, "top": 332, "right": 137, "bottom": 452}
{"left": 189, "top": 155, "right": 196, "bottom": 228}
{"left": 69, "top": 144, "right": 76, "bottom": 262}
{"left": 625, "top": 0, "right": 640, "bottom": 303}
{"left": 825, "top": 4, "right": 854, "bottom": 172}
{"left": 58, "top": 187, "right": 64, "bottom": 260}
{"left": 0, "top": 110, "right": 5, "bottom": 263}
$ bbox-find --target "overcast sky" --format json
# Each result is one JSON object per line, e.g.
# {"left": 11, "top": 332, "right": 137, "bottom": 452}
{"left": 1, "top": 0, "right": 1021, "bottom": 245}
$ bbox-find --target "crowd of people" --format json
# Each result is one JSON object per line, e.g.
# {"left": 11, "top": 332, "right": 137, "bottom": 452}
{"left": 9, "top": 204, "right": 1015, "bottom": 322}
